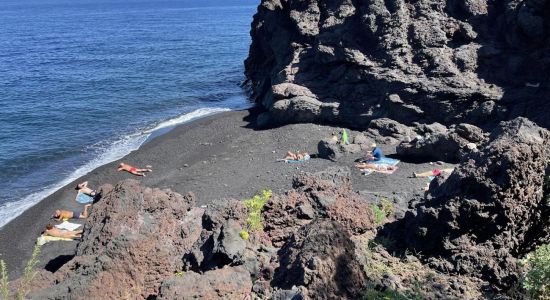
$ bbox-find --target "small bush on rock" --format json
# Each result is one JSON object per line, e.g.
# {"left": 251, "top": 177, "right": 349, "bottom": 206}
{"left": 243, "top": 189, "right": 272, "bottom": 231}
{"left": 521, "top": 243, "right": 550, "bottom": 299}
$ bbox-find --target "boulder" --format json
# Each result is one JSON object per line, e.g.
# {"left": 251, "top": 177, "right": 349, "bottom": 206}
{"left": 403, "top": 118, "right": 550, "bottom": 288}
{"left": 397, "top": 123, "right": 486, "bottom": 163}
{"left": 158, "top": 266, "right": 252, "bottom": 299}
{"left": 263, "top": 167, "right": 375, "bottom": 247}
{"left": 317, "top": 138, "right": 343, "bottom": 161}
{"left": 28, "top": 180, "right": 200, "bottom": 299}
{"left": 272, "top": 220, "right": 367, "bottom": 299}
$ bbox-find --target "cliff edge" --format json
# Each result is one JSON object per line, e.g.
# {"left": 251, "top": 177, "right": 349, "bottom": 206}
{"left": 245, "top": 0, "right": 550, "bottom": 129}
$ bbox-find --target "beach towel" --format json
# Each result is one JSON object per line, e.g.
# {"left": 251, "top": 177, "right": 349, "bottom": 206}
{"left": 369, "top": 157, "right": 400, "bottom": 166}
{"left": 360, "top": 165, "right": 399, "bottom": 175}
{"left": 277, "top": 155, "right": 311, "bottom": 163}
{"left": 55, "top": 221, "right": 82, "bottom": 231}
{"left": 36, "top": 235, "right": 74, "bottom": 246}
{"left": 76, "top": 192, "right": 93, "bottom": 204}
{"left": 362, "top": 169, "right": 375, "bottom": 176}
{"left": 341, "top": 129, "right": 349, "bottom": 145}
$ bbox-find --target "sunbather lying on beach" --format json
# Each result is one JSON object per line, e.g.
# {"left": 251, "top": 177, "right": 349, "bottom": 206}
{"left": 355, "top": 162, "right": 397, "bottom": 172}
{"left": 44, "top": 224, "right": 83, "bottom": 239}
{"left": 75, "top": 181, "right": 97, "bottom": 197}
{"left": 284, "top": 151, "right": 310, "bottom": 161}
{"left": 117, "top": 162, "right": 152, "bottom": 176}
{"left": 413, "top": 168, "right": 454, "bottom": 178}
{"left": 52, "top": 204, "right": 92, "bottom": 220}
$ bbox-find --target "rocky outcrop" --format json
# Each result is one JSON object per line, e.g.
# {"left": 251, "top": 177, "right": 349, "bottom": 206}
{"left": 263, "top": 167, "right": 375, "bottom": 246}
{"left": 158, "top": 266, "right": 252, "bottom": 299}
{"left": 402, "top": 118, "right": 550, "bottom": 287}
{"left": 273, "top": 220, "right": 367, "bottom": 299}
{"left": 27, "top": 180, "right": 201, "bottom": 299}
{"left": 397, "top": 122, "right": 486, "bottom": 162}
{"left": 245, "top": 0, "right": 550, "bottom": 129}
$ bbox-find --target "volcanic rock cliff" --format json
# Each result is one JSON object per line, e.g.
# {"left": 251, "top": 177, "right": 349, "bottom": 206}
{"left": 245, "top": 0, "right": 550, "bottom": 129}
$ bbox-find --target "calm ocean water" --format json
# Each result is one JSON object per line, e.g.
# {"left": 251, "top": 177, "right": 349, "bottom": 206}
{"left": 0, "top": 0, "right": 257, "bottom": 227}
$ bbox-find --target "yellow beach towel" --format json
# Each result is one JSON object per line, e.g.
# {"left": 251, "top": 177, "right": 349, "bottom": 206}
{"left": 36, "top": 235, "right": 74, "bottom": 246}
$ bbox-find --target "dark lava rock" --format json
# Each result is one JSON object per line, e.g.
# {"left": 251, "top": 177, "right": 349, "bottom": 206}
{"left": 183, "top": 199, "right": 249, "bottom": 272}
{"left": 157, "top": 266, "right": 252, "bottom": 300}
{"left": 245, "top": 0, "right": 550, "bottom": 129}
{"left": 403, "top": 118, "right": 550, "bottom": 288}
{"left": 28, "top": 180, "right": 200, "bottom": 299}
{"left": 396, "top": 123, "right": 485, "bottom": 163}
{"left": 273, "top": 220, "right": 367, "bottom": 299}
{"left": 263, "top": 167, "right": 375, "bottom": 246}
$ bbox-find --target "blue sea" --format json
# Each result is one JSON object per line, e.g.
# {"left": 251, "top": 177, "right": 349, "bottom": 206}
{"left": 0, "top": 0, "right": 257, "bottom": 227}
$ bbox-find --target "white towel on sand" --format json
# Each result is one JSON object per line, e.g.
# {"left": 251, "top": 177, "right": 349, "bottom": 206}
{"left": 55, "top": 221, "right": 82, "bottom": 231}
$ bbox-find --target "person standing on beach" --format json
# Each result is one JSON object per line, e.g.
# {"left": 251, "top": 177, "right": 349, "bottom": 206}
{"left": 117, "top": 162, "right": 152, "bottom": 176}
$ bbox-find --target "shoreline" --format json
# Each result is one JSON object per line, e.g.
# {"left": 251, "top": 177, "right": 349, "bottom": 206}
{"left": 0, "top": 108, "right": 449, "bottom": 278}
{"left": 0, "top": 109, "right": 246, "bottom": 277}
{"left": 0, "top": 104, "right": 250, "bottom": 229}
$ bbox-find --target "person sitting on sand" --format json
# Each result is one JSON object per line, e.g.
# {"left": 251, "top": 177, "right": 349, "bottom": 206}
{"left": 413, "top": 168, "right": 454, "bottom": 178}
{"left": 75, "top": 181, "right": 97, "bottom": 197}
{"left": 44, "top": 224, "right": 83, "bottom": 239}
{"left": 117, "top": 162, "right": 152, "bottom": 177}
{"left": 369, "top": 143, "right": 383, "bottom": 161}
{"left": 284, "top": 151, "right": 310, "bottom": 161}
{"left": 355, "top": 162, "right": 396, "bottom": 172}
{"left": 52, "top": 204, "right": 92, "bottom": 220}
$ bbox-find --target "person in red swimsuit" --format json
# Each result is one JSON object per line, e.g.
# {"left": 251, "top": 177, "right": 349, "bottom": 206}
{"left": 413, "top": 168, "right": 454, "bottom": 178}
{"left": 117, "top": 162, "right": 152, "bottom": 177}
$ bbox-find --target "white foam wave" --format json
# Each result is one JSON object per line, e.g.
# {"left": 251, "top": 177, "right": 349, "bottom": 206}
{"left": 0, "top": 105, "right": 248, "bottom": 228}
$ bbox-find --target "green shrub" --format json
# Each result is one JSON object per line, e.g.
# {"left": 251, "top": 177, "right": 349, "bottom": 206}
{"left": 379, "top": 198, "right": 394, "bottom": 217}
{"left": 0, "top": 260, "right": 8, "bottom": 300}
{"left": 239, "top": 230, "right": 249, "bottom": 240}
{"left": 521, "top": 243, "right": 550, "bottom": 299}
{"left": 243, "top": 190, "right": 272, "bottom": 231}
{"left": 372, "top": 205, "right": 386, "bottom": 225}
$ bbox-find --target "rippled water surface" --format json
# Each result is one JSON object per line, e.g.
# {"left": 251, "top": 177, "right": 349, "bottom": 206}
{"left": 0, "top": 0, "right": 257, "bottom": 227}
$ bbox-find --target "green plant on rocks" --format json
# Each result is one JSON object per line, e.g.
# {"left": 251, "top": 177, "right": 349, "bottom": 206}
{"left": 520, "top": 243, "right": 550, "bottom": 299}
{"left": 371, "top": 198, "right": 394, "bottom": 225}
{"left": 243, "top": 189, "right": 272, "bottom": 231}
{"left": 16, "top": 243, "right": 41, "bottom": 300}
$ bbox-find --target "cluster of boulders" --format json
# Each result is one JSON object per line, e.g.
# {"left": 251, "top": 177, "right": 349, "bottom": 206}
{"left": 21, "top": 117, "right": 550, "bottom": 299}
{"left": 400, "top": 118, "right": 550, "bottom": 288}
{"left": 24, "top": 167, "right": 377, "bottom": 299}
{"left": 318, "top": 117, "right": 487, "bottom": 163}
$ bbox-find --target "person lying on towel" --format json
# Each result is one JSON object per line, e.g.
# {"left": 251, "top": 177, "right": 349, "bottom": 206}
{"left": 355, "top": 162, "right": 396, "bottom": 172}
{"left": 44, "top": 224, "right": 83, "bottom": 239}
{"left": 75, "top": 181, "right": 97, "bottom": 197}
{"left": 284, "top": 151, "right": 310, "bottom": 161}
{"left": 52, "top": 204, "right": 92, "bottom": 220}
{"left": 413, "top": 168, "right": 454, "bottom": 178}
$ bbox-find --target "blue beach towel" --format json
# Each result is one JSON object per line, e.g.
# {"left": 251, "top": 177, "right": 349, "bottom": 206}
{"left": 369, "top": 157, "right": 400, "bottom": 166}
{"left": 278, "top": 155, "right": 311, "bottom": 163}
{"left": 76, "top": 193, "right": 93, "bottom": 204}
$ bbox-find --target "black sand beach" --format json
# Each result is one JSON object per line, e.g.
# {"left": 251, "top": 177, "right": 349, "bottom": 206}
{"left": 0, "top": 109, "right": 451, "bottom": 278}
